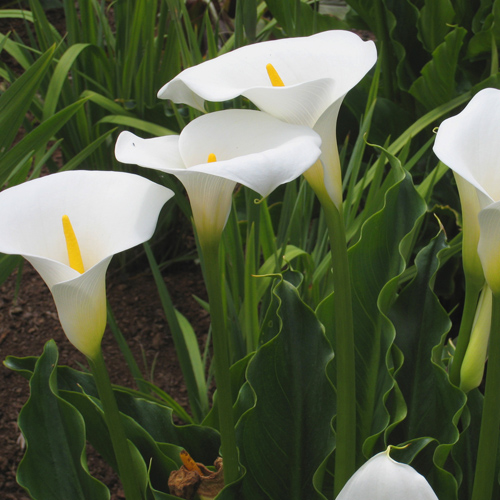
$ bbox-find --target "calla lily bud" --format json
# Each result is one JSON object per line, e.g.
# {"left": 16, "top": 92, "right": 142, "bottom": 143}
{"left": 116, "top": 109, "right": 321, "bottom": 246}
{"left": 460, "top": 285, "right": 492, "bottom": 392}
{"left": 157, "top": 30, "right": 376, "bottom": 209}
{"left": 0, "top": 171, "right": 173, "bottom": 358}
{"left": 336, "top": 448, "right": 439, "bottom": 500}
{"left": 478, "top": 202, "right": 500, "bottom": 297}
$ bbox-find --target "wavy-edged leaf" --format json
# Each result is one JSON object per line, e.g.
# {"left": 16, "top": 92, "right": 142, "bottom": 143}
{"left": 417, "top": 0, "right": 455, "bottom": 53}
{"left": 220, "top": 273, "right": 335, "bottom": 500}
{"left": 467, "top": 0, "right": 500, "bottom": 59}
{"left": 409, "top": 27, "right": 467, "bottom": 110}
{"left": 318, "top": 146, "right": 427, "bottom": 463}
{"left": 387, "top": 230, "right": 467, "bottom": 499}
{"left": 16, "top": 340, "right": 109, "bottom": 500}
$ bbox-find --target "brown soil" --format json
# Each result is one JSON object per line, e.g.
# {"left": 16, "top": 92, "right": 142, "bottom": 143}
{"left": 0, "top": 257, "right": 209, "bottom": 499}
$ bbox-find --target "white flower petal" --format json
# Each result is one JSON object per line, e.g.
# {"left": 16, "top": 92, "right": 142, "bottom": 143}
{"left": 51, "top": 257, "right": 111, "bottom": 358}
{"left": 478, "top": 202, "right": 500, "bottom": 295}
{"left": 0, "top": 170, "right": 174, "bottom": 270}
{"left": 313, "top": 100, "right": 343, "bottom": 207}
{"left": 158, "top": 30, "right": 377, "bottom": 126}
{"left": 24, "top": 256, "right": 80, "bottom": 291}
{"left": 433, "top": 88, "right": 500, "bottom": 204}
{"left": 243, "top": 78, "right": 335, "bottom": 127}
{"left": 177, "top": 109, "right": 321, "bottom": 197}
{"left": 179, "top": 173, "right": 236, "bottom": 243}
{"left": 115, "top": 132, "right": 185, "bottom": 172}
{"left": 337, "top": 450, "right": 439, "bottom": 500}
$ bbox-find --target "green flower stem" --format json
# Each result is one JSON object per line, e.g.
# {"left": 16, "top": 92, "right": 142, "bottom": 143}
{"left": 201, "top": 238, "right": 240, "bottom": 485}
{"left": 449, "top": 281, "right": 481, "bottom": 386}
{"left": 87, "top": 349, "right": 143, "bottom": 500}
{"left": 319, "top": 195, "right": 356, "bottom": 496}
{"left": 471, "top": 292, "right": 500, "bottom": 500}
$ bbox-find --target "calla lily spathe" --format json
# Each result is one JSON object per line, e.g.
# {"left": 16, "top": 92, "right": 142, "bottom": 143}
{"left": 433, "top": 88, "right": 500, "bottom": 287}
{"left": 433, "top": 88, "right": 500, "bottom": 389}
{"left": 157, "top": 30, "right": 377, "bottom": 209}
{"left": 0, "top": 171, "right": 173, "bottom": 358}
{"left": 115, "top": 109, "right": 322, "bottom": 244}
{"left": 336, "top": 448, "right": 439, "bottom": 500}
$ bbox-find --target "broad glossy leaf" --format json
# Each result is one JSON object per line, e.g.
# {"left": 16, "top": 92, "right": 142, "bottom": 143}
{"left": 220, "top": 274, "right": 335, "bottom": 500}
{"left": 16, "top": 340, "right": 109, "bottom": 500}
{"left": 409, "top": 27, "right": 467, "bottom": 110}
{"left": 388, "top": 231, "right": 466, "bottom": 499}
{"left": 417, "top": 0, "right": 455, "bottom": 52}
{"left": 467, "top": 0, "right": 500, "bottom": 58}
{"left": 6, "top": 354, "right": 220, "bottom": 471}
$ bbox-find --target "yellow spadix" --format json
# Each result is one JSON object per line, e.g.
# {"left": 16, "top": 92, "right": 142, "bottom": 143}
{"left": 62, "top": 215, "right": 85, "bottom": 274}
{"left": 266, "top": 63, "right": 284, "bottom": 87}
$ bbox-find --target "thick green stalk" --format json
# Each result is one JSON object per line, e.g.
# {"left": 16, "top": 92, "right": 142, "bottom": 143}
{"left": 326, "top": 203, "right": 356, "bottom": 496}
{"left": 87, "top": 349, "right": 144, "bottom": 500}
{"left": 471, "top": 292, "right": 500, "bottom": 500}
{"left": 306, "top": 162, "right": 356, "bottom": 494}
{"left": 201, "top": 239, "right": 240, "bottom": 484}
{"left": 313, "top": 192, "right": 356, "bottom": 496}
{"left": 449, "top": 281, "right": 481, "bottom": 386}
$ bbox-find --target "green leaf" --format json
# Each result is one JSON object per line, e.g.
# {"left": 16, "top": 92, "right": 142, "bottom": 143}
{"left": 265, "top": 0, "right": 346, "bottom": 36}
{"left": 417, "top": 0, "right": 455, "bottom": 52}
{"left": 0, "top": 99, "right": 87, "bottom": 186}
{"left": 16, "top": 340, "right": 109, "bottom": 500}
{"left": 97, "top": 115, "right": 176, "bottom": 137}
{"left": 387, "top": 230, "right": 467, "bottom": 499}
{"left": 222, "top": 273, "right": 335, "bottom": 500}
{"left": 0, "top": 44, "right": 55, "bottom": 152}
{"left": 409, "top": 27, "right": 467, "bottom": 110}
{"left": 144, "top": 242, "right": 209, "bottom": 422}
{"left": 318, "top": 146, "right": 428, "bottom": 460}
{"left": 42, "top": 43, "right": 94, "bottom": 121}
{"left": 467, "top": 0, "right": 500, "bottom": 59}
{"left": 0, "top": 254, "right": 22, "bottom": 286}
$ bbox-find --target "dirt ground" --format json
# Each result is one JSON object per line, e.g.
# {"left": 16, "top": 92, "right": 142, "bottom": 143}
{"left": 0, "top": 256, "right": 210, "bottom": 499}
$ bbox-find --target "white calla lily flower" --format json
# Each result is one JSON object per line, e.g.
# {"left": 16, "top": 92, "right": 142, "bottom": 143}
{"left": 115, "top": 109, "right": 321, "bottom": 244}
{"left": 157, "top": 30, "right": 377, "bottom": 208}
{"left": 336, "top": 448, "right": 439, "bottom": 500}
{"left": 433, "top": 89, "right": 500, "bottom": 387}
{"left": 433, "top": 88, "right": 500, "bottom": 207}
{"left": 0, "top": 171, "right": 173, "bottom": 358}
{"left": 434, "top": 88, "right": 500, "bottom": 287}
